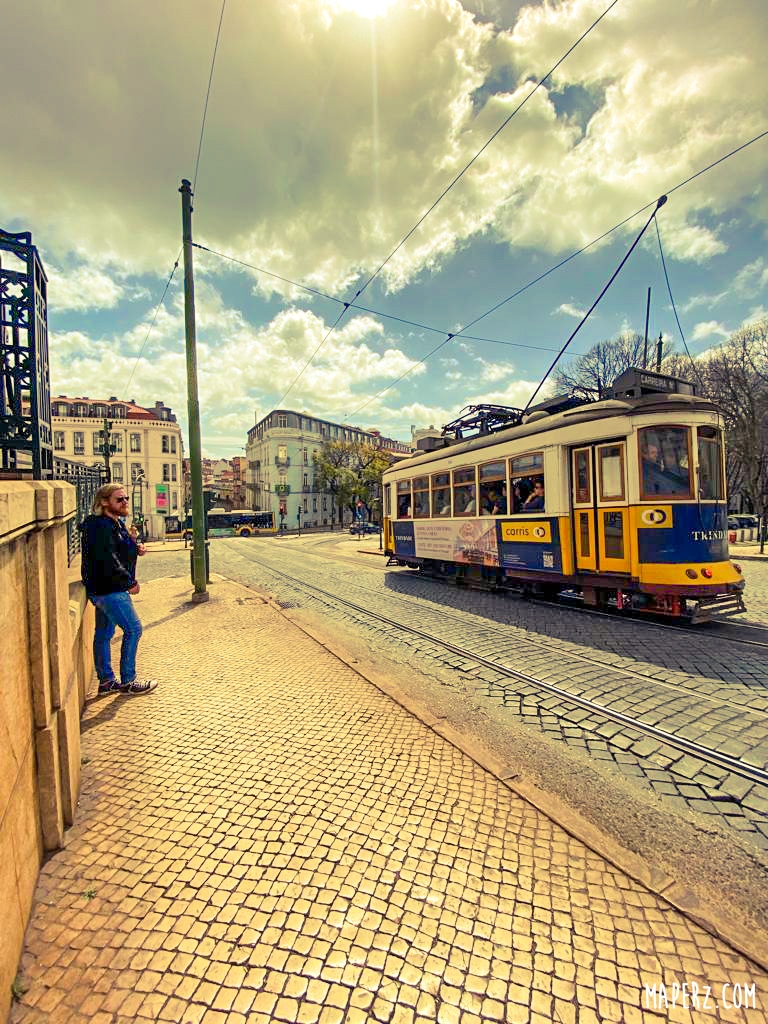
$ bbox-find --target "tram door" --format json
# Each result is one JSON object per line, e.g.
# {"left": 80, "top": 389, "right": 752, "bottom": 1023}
{"left": 571, "top": 443, "right": 631, "bottom": 574}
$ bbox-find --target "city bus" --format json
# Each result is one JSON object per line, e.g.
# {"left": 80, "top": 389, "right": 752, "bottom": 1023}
{"left": 183, "top": 509, "right": 275, "bottom": 539}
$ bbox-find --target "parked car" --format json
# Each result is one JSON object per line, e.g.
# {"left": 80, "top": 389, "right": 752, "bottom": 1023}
{"left": 735, "top": 515, "right": 759, "bottom": 529}
{"left": 349, "top": 522, "right": 380, "bottom": 535}
{"left": 727, "top": 516, "right": 741, "bottom": 530}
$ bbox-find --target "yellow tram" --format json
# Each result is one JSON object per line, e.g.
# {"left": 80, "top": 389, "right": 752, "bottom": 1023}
{"left": 382, "top": 369, "right": 745, "bottom": 622}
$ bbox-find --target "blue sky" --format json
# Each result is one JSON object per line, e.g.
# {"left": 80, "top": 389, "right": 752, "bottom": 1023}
{"left": 2, "top": 0, "right": 766, "bottom": 457}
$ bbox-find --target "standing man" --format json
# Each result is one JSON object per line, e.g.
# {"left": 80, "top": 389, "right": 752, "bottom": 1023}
{"left": 80, "top": 482, "right": 158, "bottom": 695}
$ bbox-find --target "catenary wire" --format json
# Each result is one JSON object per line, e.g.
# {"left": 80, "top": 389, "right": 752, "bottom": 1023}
{"left": 191, "top": 241, "right": 568, "bottom": 355}
{"left": 124, "top": 254, "right": 180, "bottom": 393}
{"left": 348, "top": 128, "right": 768, "bottom": 418}
{"left": 123, "top": 0, "right": 227, "bottom": 394}
{"left": 193, "top": 0, "right": 228, "bottom": 194}
{"left": 275, "top": 0, "right": 622, "bottom": 406}
{"left": 654, "top": 218, "right": 703, "bottom": 389}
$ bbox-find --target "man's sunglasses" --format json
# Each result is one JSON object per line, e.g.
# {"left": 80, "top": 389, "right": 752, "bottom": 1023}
{"left": 114, "top": 496, "right": 130, "bottom": 503}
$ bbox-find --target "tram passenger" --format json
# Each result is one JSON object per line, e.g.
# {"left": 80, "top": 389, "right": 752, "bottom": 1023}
{"left": 523, "top": 480, "right": 545, "bottom": 511}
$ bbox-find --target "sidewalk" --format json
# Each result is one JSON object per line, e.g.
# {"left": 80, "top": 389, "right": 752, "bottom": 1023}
{"left": 10, "top": 574, "right": 768, "bottom": 1024}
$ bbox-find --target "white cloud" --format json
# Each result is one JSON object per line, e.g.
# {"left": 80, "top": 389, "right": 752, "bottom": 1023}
{"left": 690, "top": 320, "right": 729, "bottom": 342}
{"left": 2, "top": 0, "right": 765, "bottom": 295}
{"left": 555, "top": 302, "right": 587, "bottom": 318}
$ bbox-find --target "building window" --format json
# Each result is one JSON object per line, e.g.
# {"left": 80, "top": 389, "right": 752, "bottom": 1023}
{"left": 278, "top": 415, "right": 288, "bottom": 428}
{"left": 74, "top": 432, "right": 85, "bottom": 455}
{"left": 172, "top": 490, "right": 178, "bottom": 510}
{"left": 92, "top": 432, "right": 103, "bottom": 455}
{"left": 171, "top": 436, "right": 177, "bottom": 454}
{"left": 303, "top": 472, "right": 308, "bottom": 487}
{"left": 162, "top": 435, "right": 170, "bottom": 453}
{"left": 322, "top": 496, "right": 327, "bottom": 510}
{"left": 303, "top": 498, "right": 308, "bottom": 513}
{"left": 313, "top": 497, "right": 317, "bottom": 512}
{"left": 171, "top": 464, "right": 177, "bottom": 481}
{"left": 131, "top": 463, "right": 143, "bottom": 482}
{"left": 303, "top": 448, "right": 308, "bottom": 464}
{"left": 111, "top": 463, "right": 123, "bottom": 481}
{"left": 74, "top": 404, "right": 88, "bottom": 417}
{"left": 111, "top": 405, "right": 125, "bottom": 418}
{"left": 110, "top": 432, "right": 122, "bottom": 452}
{"left": 54, "top": 431, "right": 65, "bottom": 451}
{"left": 130, "top": 433, "right": 141, "bottom": 452}
{"left": 163, "top": 464, "right": 170, "bottom": 481}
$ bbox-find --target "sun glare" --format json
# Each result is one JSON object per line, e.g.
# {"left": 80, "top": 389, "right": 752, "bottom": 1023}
{"left": 335, "top": 0, "right": 395, "bottom": 18}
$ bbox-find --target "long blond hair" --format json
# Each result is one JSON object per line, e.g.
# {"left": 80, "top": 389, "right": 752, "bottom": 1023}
{"left": 91, "top": 482, "right": 126, "bottom": 516}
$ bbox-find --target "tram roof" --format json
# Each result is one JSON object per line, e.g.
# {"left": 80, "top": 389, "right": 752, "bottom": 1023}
{"left": 385, "top": 390, "right": 720, "bottom": 475}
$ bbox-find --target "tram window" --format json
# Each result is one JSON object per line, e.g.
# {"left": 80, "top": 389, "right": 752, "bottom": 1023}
{"left": 598, "top": 445, "right": 625, "bottom": 502}
{"left": 573, "top": 449, "right": 591, "bottom": 504}
{"left": 479, "top": 461, "right": 507, "bottom": 515}
{"left": 431, "top": 472, "right": 451, "bottom": 516}
{"left": 384, "top": 483, "right": 391, "bottom": 518}
{"left": 453, "top": 467, "right": 477, "bottom": 516}
{"left": 697, "top": 427, "right": 724, "bottom": 500}
{"left": 603, "top": 510, "right": 625, "bottom": 559}
{"left": 639, "top": 427, "right": 692, "bottom": 499}
{"left": 510, "top": 452, "right": 544, "bottom": 513}
{"left": 396, "top": 480, "right": 412, "bottom": 518}
{"left": 412, "top": 476, "right": 430, "bottom": 518}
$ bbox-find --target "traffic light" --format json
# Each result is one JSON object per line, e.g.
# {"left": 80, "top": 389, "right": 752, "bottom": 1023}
{"left": 297, "top": 505, "right": 302, "bottom": 518}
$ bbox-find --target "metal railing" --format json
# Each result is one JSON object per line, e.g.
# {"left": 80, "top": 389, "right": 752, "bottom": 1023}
{"left": 52, "top": 457, "right": 104, "bottom": 564}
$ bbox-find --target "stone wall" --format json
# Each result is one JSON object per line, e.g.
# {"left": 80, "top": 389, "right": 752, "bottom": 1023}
{"left": 0, "top": 481, "right": 94, "bottom": 1021}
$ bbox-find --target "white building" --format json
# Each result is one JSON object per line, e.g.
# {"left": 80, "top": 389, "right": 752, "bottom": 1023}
{"left": 51, "top": 395, "right": 184, "bottom": 537}
{"left": 246, "top": 409, "right": 411, "bottom": 528}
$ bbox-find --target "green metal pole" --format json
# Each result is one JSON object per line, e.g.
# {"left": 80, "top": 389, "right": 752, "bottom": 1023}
{"left": 180, "top": 179, "right": 209, "bottom": 601}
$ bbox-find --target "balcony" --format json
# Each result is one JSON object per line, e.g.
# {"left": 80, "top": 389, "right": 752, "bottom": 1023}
{"left": 275, "top": 455, "right": 290, "bottom": 467}
{"left": 275, "top": 483, "right": 290, "bottom": 495}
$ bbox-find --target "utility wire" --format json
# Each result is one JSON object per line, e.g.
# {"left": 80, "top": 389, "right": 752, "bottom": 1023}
{"left": 276, "top": 0, "right": 622, "bottom": 405}
{"left": 193, "top": 0, "right": 227, "bottom": 194}
{"left": 192, "top": 241, "right": 566, "bottom": 355}
{"left": 347, "top": 127, "right": 768, "bottom": 418}
{"left": 352, "top": 0, "right": 622, "bottom": 300}
{"left": 654, "top": 218, "right": 703, "bottom": 389}
{"left": 124, "top": 254, "right": 180, "bottom": 392}
{"left": 123, "top": 0, "right": 226, "bottom": 392}
{"left": 523, "top": 196, "right": 668, "bottom": 412}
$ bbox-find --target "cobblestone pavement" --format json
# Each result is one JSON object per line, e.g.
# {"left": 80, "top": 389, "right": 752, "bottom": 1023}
{"left": 204, "top": 540, "right": 768, "bottom": 855}
{"left": 11, "top": 575, "right": 768, "bottom": 1023}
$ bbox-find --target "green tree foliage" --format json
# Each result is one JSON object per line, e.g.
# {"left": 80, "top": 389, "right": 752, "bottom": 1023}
{"left": 313, "top": 440, "right": 392, "bottom": 524}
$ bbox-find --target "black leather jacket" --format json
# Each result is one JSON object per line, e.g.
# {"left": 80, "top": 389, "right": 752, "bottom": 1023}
{"left": 80, "top": 515, "right": 138, "bottom": 595}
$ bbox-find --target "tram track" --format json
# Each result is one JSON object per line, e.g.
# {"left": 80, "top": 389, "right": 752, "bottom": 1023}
{"left": 274, "top": 538, "right": 768, "bottom": 712}
{"left": 297, "top": 536, "right": 768, "bottom": 651}
{"left": 235, "top": 546, "right": 768, "bottom": 795}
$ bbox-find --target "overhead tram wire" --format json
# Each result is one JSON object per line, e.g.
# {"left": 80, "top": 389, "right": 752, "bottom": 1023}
{"left": 191, "top": 241, "right": 566, "bottom": 356}
{"left": 654, "top": 219, "right": 703, "bottom": 389}
{"left": 347, "top": 127, "right": 768, "bottom": 419}
{"left": 123, "top": 0, "right": 227, "bottom": 393}
{"left": 522, "top": 196, "right": 668, "bottom": 413}
{"left": 192, "top": 0, "right": 227, "bottom": 194}
{"left": 275, "top": 0, "right": 622, "bottom": 406}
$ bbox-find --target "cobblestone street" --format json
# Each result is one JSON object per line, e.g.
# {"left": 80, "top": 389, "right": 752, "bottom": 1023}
{"left": 10, "top": 544, "right": 768, "bottom": 1023}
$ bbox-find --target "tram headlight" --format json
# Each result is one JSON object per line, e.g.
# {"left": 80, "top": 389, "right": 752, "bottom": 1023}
{"left": 701, "top": 567, "right": 713, "bottom": 578}
{"left": 732, "top": 562, "right": 742, "bottom": 574}
{"left": 685, "top": 569, "right": 698, "bottom": 579}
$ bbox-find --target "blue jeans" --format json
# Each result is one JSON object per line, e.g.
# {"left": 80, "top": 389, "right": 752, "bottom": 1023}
{"left": 90, "top": 591, "right": 143, "bottom": 686}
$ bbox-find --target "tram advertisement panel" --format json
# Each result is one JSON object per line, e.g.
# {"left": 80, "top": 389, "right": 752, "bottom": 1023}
{"left": 393, "top": 520, "right": 501, "bottom": 566}
{"left": 498, "top": 517, "right": 562, "bottom": 573}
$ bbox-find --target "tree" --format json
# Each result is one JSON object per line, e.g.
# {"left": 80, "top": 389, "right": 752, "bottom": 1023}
{"left": 552, "top": 331, "right": 673, "bottom": 399}
{"left": 682, "top": 320, "right": 768, "bottom": 517}
{"left": 313, "top": 440, "right": 392, "bottom": 526}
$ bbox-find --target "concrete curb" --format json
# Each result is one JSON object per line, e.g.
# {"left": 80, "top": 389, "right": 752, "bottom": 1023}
{"left": 245, "top": 583, "right": 768, "bottom": 975}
